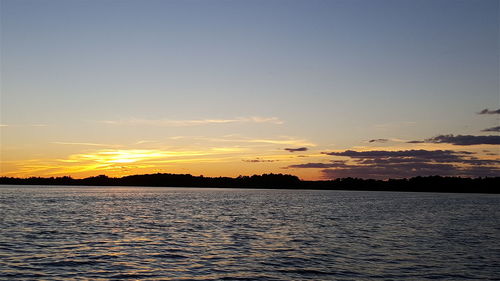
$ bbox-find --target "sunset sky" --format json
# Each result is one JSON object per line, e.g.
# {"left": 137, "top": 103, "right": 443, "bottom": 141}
{"left": 1, "top": 0, "right": 499, "bottom": 180}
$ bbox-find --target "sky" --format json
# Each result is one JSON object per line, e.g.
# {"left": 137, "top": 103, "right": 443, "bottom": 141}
{"left": 1, "top": 0, "right": 499, "bottom": 180}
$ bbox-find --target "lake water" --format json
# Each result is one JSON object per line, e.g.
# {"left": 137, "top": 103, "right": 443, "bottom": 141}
{"left": 0, "top": 186, "right": 499, "bottom": 280}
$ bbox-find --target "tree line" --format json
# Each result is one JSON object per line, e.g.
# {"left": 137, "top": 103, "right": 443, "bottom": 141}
{"left": 1, "top": 173, "right": 499, "bottom": 193}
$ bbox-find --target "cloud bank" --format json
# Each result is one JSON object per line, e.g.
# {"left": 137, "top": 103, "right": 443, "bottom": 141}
{"left": 288, "top": 149, "right": 499, "bottom": 179}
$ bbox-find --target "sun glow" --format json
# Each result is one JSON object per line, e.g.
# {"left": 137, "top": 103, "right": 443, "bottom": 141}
{"left": 67, "top": 148, "right": 240, "bottom": 165}
{"left": 0, "top": 146, "right": 274, "bottom": 178}
{"left": 98, "top": 150, "right": 167, "bottom": 163}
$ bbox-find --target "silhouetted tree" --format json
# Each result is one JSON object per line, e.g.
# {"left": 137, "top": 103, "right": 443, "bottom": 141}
{"left": 0, "top": 173, "right": 498, "bottom": 193}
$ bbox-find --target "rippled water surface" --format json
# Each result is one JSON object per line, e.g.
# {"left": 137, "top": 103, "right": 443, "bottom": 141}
{"left": 1, "top": 186, "right": 499, "bottom": 280}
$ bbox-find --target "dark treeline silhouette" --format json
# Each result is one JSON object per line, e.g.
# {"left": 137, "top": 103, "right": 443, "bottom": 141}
{"left": 0, "top": 173, "right": 499, "bottom": 193}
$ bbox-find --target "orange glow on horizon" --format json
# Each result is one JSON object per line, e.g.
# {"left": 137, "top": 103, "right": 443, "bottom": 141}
{"left": 0, "top": 146, "right": 322, "bottom": 180}
{"left": 1, "top": 140, "right": 498, "bottom": 181}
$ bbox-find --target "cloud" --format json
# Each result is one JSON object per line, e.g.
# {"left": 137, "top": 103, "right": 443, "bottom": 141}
{"left": 242, "top": 158, "right": 277, "bottom": 163}
{"left": 478, "top": 109, "right": 500, "bottom": 115}
{"left": 321, "top": 163, "right": 459, "bottom": 179}
{"left": 287, "top": 160, "right": 347, "bottom": 168}
{"left": 248, "top": 117, "right": 284, "bottom": 124}
{"left": 100, "top": 117, "right": 283, "bottom": 126}
{"left": 482, "top": 126, "right": 500, "bottom": 132}
{"left": 134, "top": 140, "right": 158, "bottom": 144}
{"left": 322, "top": 149, "right": 472, "bottom": 160}
{"left": 0, "top": 124, "right": 48, "bottom": 127}
{"left": 425, "top": 135, "right": 500, "bottom": 145}
{"left": 249, "top": 139, "right": 314, "bottom": 146}
{"left": 368, "top": 138, "right": 389, "bottom": 143}
{"left": 284, "top": 147, "right": 308, "bottom": 152}
{"left": 288, "top": 149, "right": 499, "bottom": 179}
{"left": 52, "top": 141, "right": 111, "bottom": 147}
{"left": 166, "top": 135, "right": 315, "bottom": 147}
{"left": 320, "top": 162, "right": 499, "bottom": 179}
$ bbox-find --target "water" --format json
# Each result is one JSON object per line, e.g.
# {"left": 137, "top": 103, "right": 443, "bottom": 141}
{"left": 0, "top": 186, "right": 499, "bottom": 280}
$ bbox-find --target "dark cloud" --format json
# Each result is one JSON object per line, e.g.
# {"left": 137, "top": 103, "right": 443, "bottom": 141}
{"left": 461, "top": 158, "right": 500, "bottom": 166}
{"left": 284, "top": 147, "right": 308, "bottom": 152}
{"left": 242, "top": 158, "right": 276, "bottom": 163}
{"left": 321, "top": 163, "right": 499, "bottom": 180}
{"left": 355, "top": 157, "right": 500, "bottom": 166}
{"left": 407, "top": 140, "right": 425, "bottom": 144}
{"left": 322, "top": 149, "right": 471, "bottom": 160}
{"left": 368, "top": 138, "right": 388, "bottom": 143}
{"left": 478, "top": 109, "right": 500, "bottom": 115}
{"left": 321, "top": 163, "right": 465, "bottom": 180}
{"left": 288, "top": 163, "right": 339, "bottom": 169}
{"left": 482, "top": 126, "right": 500, "bottom": 132}
{"left": 463, "top": 166, "right": 500, "bottom": 177}
{"left": 287, "top": 160, "right": 346, "bottom": 169}
{"left": 425, "top": 135, "right": 500, "bottom": 145}
{"left": 288, "top": 149, "right": 499, "bottom": 179}
{"left": 408, "top": 134, "right": 500, "bottom": 145}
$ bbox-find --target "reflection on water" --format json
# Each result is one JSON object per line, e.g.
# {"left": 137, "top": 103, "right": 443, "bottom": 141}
{"left": 1, "top": 186, "right": 499, "bottom": 280}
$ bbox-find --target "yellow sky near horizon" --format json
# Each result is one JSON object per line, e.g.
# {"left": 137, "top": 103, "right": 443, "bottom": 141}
{"left": 1, "top": 131, "right": 498, "bottom": 180}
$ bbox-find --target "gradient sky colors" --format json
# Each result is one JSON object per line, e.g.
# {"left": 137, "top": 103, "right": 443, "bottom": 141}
{"left": 1, "top": 0, "right": 499, "bottom": 180}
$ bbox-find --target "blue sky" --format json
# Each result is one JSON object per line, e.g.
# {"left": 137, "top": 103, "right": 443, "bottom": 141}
{"left": 1, "top": 0, "right": 499, "bottom": 179}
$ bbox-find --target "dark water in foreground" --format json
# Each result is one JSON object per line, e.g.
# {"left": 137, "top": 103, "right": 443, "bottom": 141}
{"left": 1, "top": 186, "right": 499, "bottom": 280}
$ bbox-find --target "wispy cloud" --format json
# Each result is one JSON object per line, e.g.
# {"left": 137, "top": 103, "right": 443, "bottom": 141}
{"left": 163, "top": 135, "right": 315, "bottom": 147}
{"left": 0, "top": 124, "right": 48, "bottom": 127}
{"left": 51, "top": 141, "right": 112, "bottom": 147}
{"left": 52, "top": 140, "right": 161, "bottom": 147}
{"left": 248, "top": 139, "right": 314, "bottom": 146}
{"left": 288, "top": 160, "right": 347, "bottom": 169}
{"left": 478, "top": 108, "right": 500, "bottom": 115}
{"left": 99, "top": 117, "right": 283, "bottom": 126}
{"left": 135, "top": 140, "right": 159, "bottom": 145}
{"left": 242, "top": 158, "right": 277, "bottom": 163}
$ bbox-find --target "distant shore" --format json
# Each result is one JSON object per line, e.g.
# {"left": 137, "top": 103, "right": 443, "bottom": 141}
{"left": 1, "top": 173, "right": 499, "bottom": 194}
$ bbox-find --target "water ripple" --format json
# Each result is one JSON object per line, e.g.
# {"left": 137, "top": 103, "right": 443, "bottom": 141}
{"left": 1, "top": 186, "right": 499, "bottom": 280}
